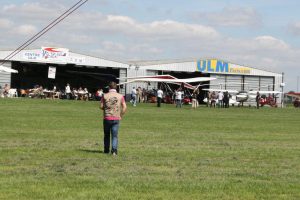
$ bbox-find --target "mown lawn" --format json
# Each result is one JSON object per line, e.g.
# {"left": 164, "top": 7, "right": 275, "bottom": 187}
{"left": 0, "top": 98, "right": 299, "bottom": 200}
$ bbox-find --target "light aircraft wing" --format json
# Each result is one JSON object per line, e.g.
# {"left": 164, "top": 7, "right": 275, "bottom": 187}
{"left": 129, "top": 77, "right": 216, "bottom": 83}
{"left": 118, "top": 76, "right": 216, "bottom": 90}
{"left": 248, "top": 90, "right": 282, "bottom": 94}
{"left": 285, "top": 93, "right": 300, "bottom": 98}
{"left": 118, "top": 78, "right": 196, "bottom": 90}
{"left": 0, "top": 65, "right": 18, "bottom": 73}
{"left": 202, "top": 88, "right": 239, "bottom": 93}
{"left": 118, "top": 75, "right": 177, "bottom": 80}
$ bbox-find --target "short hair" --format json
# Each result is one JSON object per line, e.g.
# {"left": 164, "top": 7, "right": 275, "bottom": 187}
{"left": 109, "top": 81, "right": 117, "bottom": 89}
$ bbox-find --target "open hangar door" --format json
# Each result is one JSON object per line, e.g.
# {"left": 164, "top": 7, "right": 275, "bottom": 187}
{"left": 11, "top": 61, "right": 120, "bottom": 95}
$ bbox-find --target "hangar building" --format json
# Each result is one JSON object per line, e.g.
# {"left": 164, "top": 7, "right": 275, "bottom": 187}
{"left": 0, "top": 48, "right": 283, "bottom": 104}
{"left": 0, "top": 48, "right": 129, "bottom": 95}
{"left": 127, "top": 59, "right": 283, "bottom": 104}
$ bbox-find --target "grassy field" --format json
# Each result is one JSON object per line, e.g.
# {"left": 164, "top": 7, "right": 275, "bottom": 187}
{"left": 0, "top": 98, "right": 299, "bottom": 200}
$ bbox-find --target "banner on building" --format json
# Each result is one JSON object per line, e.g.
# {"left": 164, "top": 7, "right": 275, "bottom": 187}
{"left": 42, "top": 47, "right": 69, "bottom": 62}
{"left": 48, "top": 66, "right": 56, "bottom": 79}
{"left": 196, "top": 59, "right": 251, "bottom": 75}
{"left": 23, "top": 47, "right": 69, "bottom": 63}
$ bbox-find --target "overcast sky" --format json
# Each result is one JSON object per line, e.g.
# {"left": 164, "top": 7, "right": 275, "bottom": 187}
{"left": 1, "top": 0, "right": 300, "bottom": 91}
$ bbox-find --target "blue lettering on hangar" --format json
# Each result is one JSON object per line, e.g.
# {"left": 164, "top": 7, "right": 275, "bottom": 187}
{"left": 197, "top": 60, "right": 229, "bottom": 73}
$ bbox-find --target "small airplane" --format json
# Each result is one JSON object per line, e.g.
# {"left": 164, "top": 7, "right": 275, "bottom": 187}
{"left": 0, "top": 65, "right": 18, "bottom": 73}
{"left": 118, "top": 75, "right": 216, "bottom": 90}
{"left": 202, "top": 88, "right": 282, "bottom": 107}
{"left": 285, "top": 92, "right": 300, "bottom": 108}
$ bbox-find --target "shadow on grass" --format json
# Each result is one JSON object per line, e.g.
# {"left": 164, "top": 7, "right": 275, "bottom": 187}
{"left": 78, "top": 149, "right": 104, "bottom": 154}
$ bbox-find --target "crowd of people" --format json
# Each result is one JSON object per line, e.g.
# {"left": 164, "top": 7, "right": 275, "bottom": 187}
{"left": 64, "top": 83, "right": 91, "bottom": 101}
{"left": 24, "top": 84, "right": 92, "bottom": 101}
{"left": 207, "top": 91, "right": 231, "bottom": 108}
{"left": 129, "top": 86, "right": 201, "bottom": 108}
{"left": 0, "top": 83, "right": 99, "bottom": 101}
{"left": 1, "top": 83, "right": 274, "bottom": 109}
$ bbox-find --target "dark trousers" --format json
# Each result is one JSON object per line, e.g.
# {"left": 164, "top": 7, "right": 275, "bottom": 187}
{"left": 157, "top": 97, "right": 162, "bottom": 107}
{"left": 103, "top": 120, "right": 120, "bottom": 154}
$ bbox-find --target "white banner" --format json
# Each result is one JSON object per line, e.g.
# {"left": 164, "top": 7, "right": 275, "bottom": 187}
{"left": 23, "top": 51, "right": 42, "bottom": 61}
{"left": 23, "top": 47, "right": 69, "bottom": 63}
{"left": 48, "top": 66, "right": 56, "bottom": 79}
{"left": 42, "top": 47, "right": 69, "bottom": 62}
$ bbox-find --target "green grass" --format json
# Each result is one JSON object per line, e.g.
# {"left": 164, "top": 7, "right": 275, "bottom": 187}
{"left": 0, "top": 98, "right": 299, "bottom": 200}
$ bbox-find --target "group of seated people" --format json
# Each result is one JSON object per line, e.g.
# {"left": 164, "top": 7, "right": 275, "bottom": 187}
{"left": 0, "top": 83, "right": 103, "bottom": 101}
{"left": 67, "top": 87, "right": 90, "bottom": 101}
{"left": 7, "top": 84, "right": 93, "bottom": 101}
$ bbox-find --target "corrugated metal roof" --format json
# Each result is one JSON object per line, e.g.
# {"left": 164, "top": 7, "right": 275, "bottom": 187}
{"left": 130, "top": 58, "right": 282, "bottom": 77}
{"left": 0, "top": 49, "right": 129, "bottom": 68}
{"left": 0, "top": 49, "right": 282, "bottom": 77}
{"left": 129, "top": 58, "right": 281, "bottom": 75}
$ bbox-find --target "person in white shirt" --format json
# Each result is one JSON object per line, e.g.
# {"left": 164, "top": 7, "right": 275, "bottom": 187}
{"left": 65, "top": 83, "right": 71, "bottom": 99}
{"left": 175, "top": 88, "right": 183, "bottom": 108}
{"left": 131, "top": 87, "right": 137, "bottom": 106}
{"left": 83, "top": 88, "right": 89, "bottom": 101}
{"left": 96, "top": 89, "right": 103, "bottom": 101}
{"left": 72, "top": 88, "right": 78, "bottom": 100}
{"left": 157, "top": 88, "right": 163, "bottom": 107}
{"left": 218, "top": 92, "right": 224, "bottom": 108}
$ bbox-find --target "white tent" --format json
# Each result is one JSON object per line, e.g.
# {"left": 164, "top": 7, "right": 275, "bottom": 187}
{"left": 0, "top": 65, "right": 18, "bottom": 73}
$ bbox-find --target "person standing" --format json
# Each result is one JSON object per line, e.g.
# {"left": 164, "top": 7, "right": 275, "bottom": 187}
{"left": 192, "top": 88, "right": 199, "bottom": 109}
{"left": 131, "top": 87, "right": 137, "bottom": 106}
{"left": 223, "top": 91, "right": 230, "bottom": 108}
{"left": 218, "top": 92, "right": 224, "bottom": 108}
{"left": 137, "top": 87, "right": 143, "bottom": 103}
{"left": 142, "top": 88, "right": 147, "bottom": 103}
{"left": 210, "top": 91, "right": 217, "bottom": 108}
{"left": 96, "top": 89, "right": 103, "bottom": 101}
{"left": 256, "top": 92, "right": 261, "bottom": 109}
{"left": 206, "top": 91, "right": 211, "bottom": 107}
{"left": 157, "top": 88, "right": 163, "bottom": 107}
{"left": 3, "top": 84, "right": 10, "bottom": 97}
{"left": 100, "top": 82, "right": 127, "bottom": 155}
{"left": 175, "top": 88, "right": 183, "bottom": 108}
{"left": 65, "top": 83, "right": 71, "bottom": 100}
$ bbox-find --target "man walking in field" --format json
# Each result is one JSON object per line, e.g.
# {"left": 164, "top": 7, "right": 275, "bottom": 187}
{"left": 100, "top": 82, "right": 127, "bottom": 155}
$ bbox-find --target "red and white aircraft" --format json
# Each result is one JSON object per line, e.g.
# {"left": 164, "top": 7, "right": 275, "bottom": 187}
{"left": 118, "top": 74, "right": 216, "bottom": 89}
{"left": 285, "top": 92, "right": 300, "bottom": 108}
